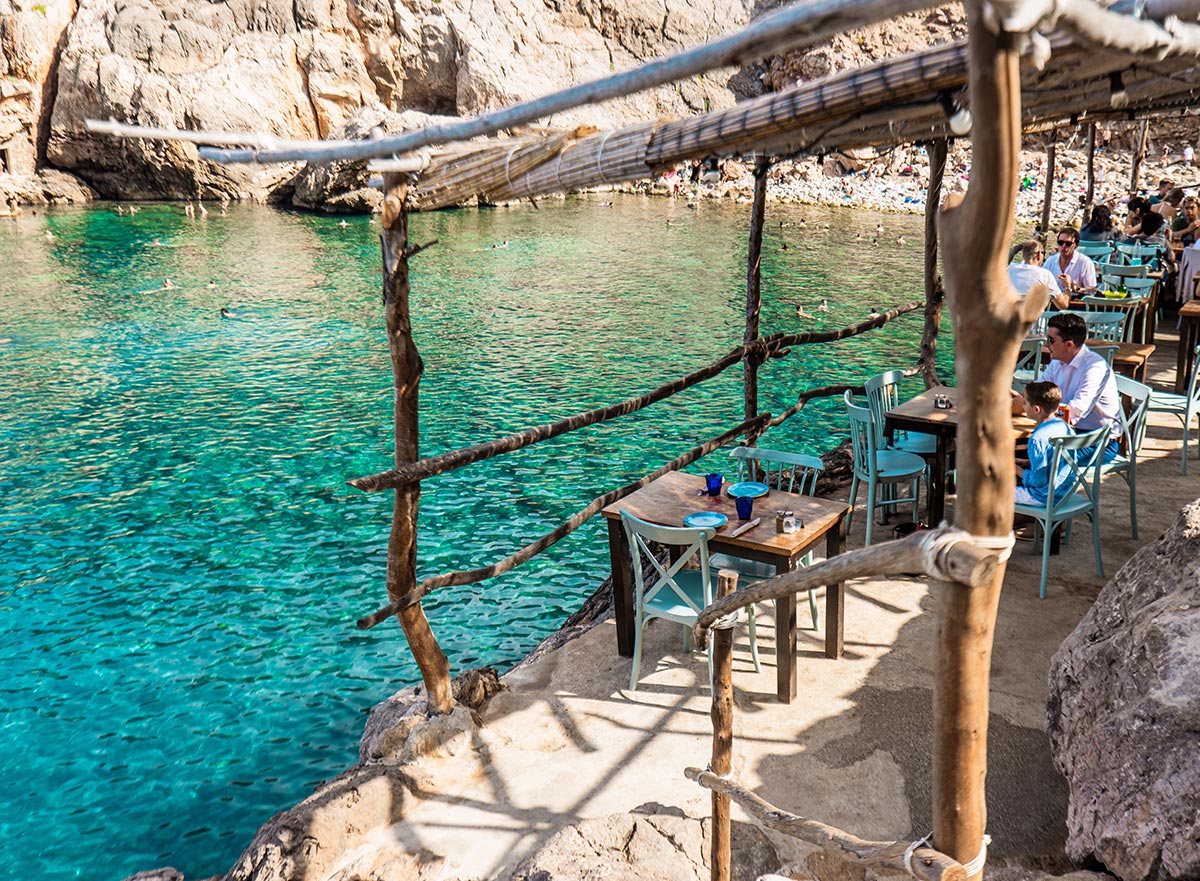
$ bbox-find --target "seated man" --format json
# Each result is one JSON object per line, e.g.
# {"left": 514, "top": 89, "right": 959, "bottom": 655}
{"left": 1008, "top": 239, "right": 1070, "bottom": 309}
{"left": 1014, "top": 380, "right": 1073, "bottom": 506}
{"left": 1043, "top": 227, "right": 1097, "bottom": 296}
{"left": 1040, "top": 312, "right": 1122, "bottom": 463}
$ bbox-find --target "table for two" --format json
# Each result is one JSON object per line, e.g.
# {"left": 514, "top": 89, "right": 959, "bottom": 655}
{"left": 602, "top": 470, "right": 849, "bottom": 703}
{"left": 885, "top": 386, "right": 1035, "bottom": 526}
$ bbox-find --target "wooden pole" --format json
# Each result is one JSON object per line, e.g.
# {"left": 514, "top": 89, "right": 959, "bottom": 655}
{"left": 919, "top": 138, "right": 948, "bottom": 388}
{"left": 1130, "top": 119, "right": 1150, "bottom": 195}
{"left": 710, "top": 569, "right": 738, "bottom": 881}
{"left": 380, "top": 173, "right": 453, "bottom": 715}
{"left": 1040, "top": 139, "right": 1056, "bottom": 235}
{"left": 935, "top": 0, "right": 1050, "bottom": 876}
{"left": 1085, "top": 122, "right": 1096, "bottom": 217}
{"left": 744, "top": 158, "right": 769, "bottom": 445}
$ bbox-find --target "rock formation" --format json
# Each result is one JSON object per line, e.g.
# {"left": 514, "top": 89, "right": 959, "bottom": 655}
{"left": 13, "top": 0, "right": 760, "bottom": 202}
{"left": 1047, "top": 498, "right": 1200, "bottom": 881}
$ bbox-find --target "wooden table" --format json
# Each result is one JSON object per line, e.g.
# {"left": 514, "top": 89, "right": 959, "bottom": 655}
{"left": 885, "top": 385, "right": 1035, "bottom": 527}
{"left": 602, "top": 470, "right": 850, "bottom": 703}
{"left": 1175, "top": 301, "right": 1200, "bottom": 393}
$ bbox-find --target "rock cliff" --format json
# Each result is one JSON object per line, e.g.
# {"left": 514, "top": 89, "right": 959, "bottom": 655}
{"left": 4, "top": 0, "right": 762, "bottom": 202}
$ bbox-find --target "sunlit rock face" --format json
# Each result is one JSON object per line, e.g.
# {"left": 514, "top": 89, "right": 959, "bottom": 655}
{"left": 36, "top": 0, "right": 756, "bottom": 201}
{"left": 1047, "top": 498, "right": 1200, "bottom": 881}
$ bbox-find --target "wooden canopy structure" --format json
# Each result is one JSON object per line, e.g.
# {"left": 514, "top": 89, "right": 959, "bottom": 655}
{"left": 397, "top": 35, "right": 1200, "bottom": 210}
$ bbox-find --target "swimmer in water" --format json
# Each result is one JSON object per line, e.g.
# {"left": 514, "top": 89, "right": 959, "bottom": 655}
{"left": 868, "top": 307, "right": 881, "bottom": 319}
{"left": 163, "top": 279, "right": 174, "bottom": 290}
{"left": 818, "top": 298, "right": 829, "bottom": 312}
{"left": 220, "top": 307, "right": 239, "bottom": 319}
{"left": 206, "top": 279, "right": 218, "bottom": 289}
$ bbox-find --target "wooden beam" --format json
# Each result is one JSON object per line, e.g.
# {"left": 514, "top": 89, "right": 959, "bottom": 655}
{"left": 1041, "top": 139, "right": 1056, "bottom": 234}
{"left": 710, "top": 569, "right": 738, "bottom": 881}
{"left": 919, "top": 138, "right": 948, "bottom": 388}
{"left": 933, "top": 1, "right": 1049, "bottom": 876}
{"left": 380, "top": 174, "right": 453, "bottom": 715}
{"left": 1086, "top": 122, "right": 1096, "bottom": 215}
{"left": 1130, "top": 118, "right": 1150, "bottom": 194}
{"left": 744, "top": 158, "right": 769, "bottom": 445}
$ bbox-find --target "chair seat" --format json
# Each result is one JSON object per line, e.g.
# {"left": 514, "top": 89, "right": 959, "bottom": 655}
{"left": 1148, "top": 391, "right": 1189, "bottom": 414}
{"left": 642, "top": 570, "right": 707, "bottom": 622}
{"left": 1015, "top": 493, "right": 1093, "bottom": 520}
{"left": 891, "top": 431, "right": 938, "bottom": 456}
{"left": 709, "top": 553, "right": 777, "bottom": 581}
{"left": 874, "top": 449, "right": 927, "bottom": 479}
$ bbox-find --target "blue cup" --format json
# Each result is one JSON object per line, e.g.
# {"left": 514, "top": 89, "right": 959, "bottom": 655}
{"left": 704, "top": 473, "right": 723, "bottom": 496}
{"left": 735, "top": 495, "right": 754, "bottom": 520}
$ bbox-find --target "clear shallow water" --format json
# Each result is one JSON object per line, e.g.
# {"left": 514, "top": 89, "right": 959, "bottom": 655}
{"left": 0, "top": 196, "right": 950, "bottom": 879}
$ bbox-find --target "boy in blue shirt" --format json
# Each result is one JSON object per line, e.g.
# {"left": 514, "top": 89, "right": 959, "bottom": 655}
{"left": 1015, "top": 380, "right": 1074, "bottom": 506}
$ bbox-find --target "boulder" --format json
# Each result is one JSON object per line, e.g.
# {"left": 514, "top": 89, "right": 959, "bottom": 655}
{"left": 502, "top": 803, "right": 779, "bottom": 881}
{"left": 1047, "top": 498, "right": 1200, "bottom": 881}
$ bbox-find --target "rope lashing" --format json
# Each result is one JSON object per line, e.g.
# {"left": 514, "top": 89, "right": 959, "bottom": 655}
{"left": 962, "top": 834, "right": 991, "bottom": 876}
{"left": 903, "top": 831, "right": 932, "bottom": 877}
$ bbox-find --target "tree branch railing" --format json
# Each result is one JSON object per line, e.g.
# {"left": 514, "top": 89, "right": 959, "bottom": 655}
{"left": 356, "top": 411, "right": 770, "bottom": 628}
{"left": 689, "top": 526, "right": 1004, "bottom": 881}
{"left": 685, "top": 769, "right": 967, "bottom": 881}
{"left": 349, "top": 301, "right": 923, "bottom": 493}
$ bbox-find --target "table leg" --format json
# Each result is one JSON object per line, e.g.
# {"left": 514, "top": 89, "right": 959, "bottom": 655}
{"left": 607, "top": 517, "right": 634, "bottom": 658}
{"left": 1177, "top": 318, "right": 1199, "bottom": 394}
{"left": 824, "top": 515, "right": 846, "bottom": 660}
{"left": 775, "top": 563, "right": 797, "bottom": 703}
{"left": 927, "top": 432, "right": 949, "bottom": 527}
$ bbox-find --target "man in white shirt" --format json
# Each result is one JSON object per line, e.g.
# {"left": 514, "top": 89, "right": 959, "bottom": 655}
{"left": 1041, "top": 312, "right": 1122, "bottom": 463}
{"left": 1008, "top": 239, "right": 1070, "bottom": 309}
{"left": 1043, "top": 227, "right": 1097, "bottom": 295}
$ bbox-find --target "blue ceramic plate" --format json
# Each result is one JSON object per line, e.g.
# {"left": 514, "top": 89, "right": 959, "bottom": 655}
{"left": 683, "top": 512, "right": 728, "bottom": 529}
{"left": 726, "top": 481, "right": 769, "bottom": 499}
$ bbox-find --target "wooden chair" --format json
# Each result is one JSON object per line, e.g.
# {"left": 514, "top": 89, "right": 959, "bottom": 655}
{"left": 844, "top": 391, "right": 925, "bottom": 546}
{"left": 1147, "top": 344, "right": 1200, "bottom": 474}
{"left": 709, "top": 447, "right": 823, "bottom": 628}
{"left": 620, "top": 510, "right": 760, "bottom": 691}
{"left": 1102, "top": 376, "right": 1151, "bottom": 539}
{"left": 1014, "top": 424, "right": 1111, "bottom": 599}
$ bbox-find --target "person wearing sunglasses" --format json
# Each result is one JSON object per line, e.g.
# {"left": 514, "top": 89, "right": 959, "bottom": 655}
{"left": 1042, "top": 227, "right": 1097, "bottom": 296}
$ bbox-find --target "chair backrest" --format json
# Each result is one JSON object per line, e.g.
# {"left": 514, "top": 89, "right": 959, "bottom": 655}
{"left": 1079, "top": 309, "right": 1127, "bottom": 341}
{"left": 1089, "top": 344, "right": 1118, "bottom": 369}
{"left": 844, "top": 390, "right": 879, "bottom": 480}
{"left": 863, "top": 369, "right": 912, "bottom": 447}
{"left": 1115, "top": 241, "right": 1165, "bottom": 269}
{"left": 1187, "top": 344, "right": 1200, "bottom": 409}
{"left": 620, "top": 510, "right": 714, "bottom": 619}
{"left": 1119, "top": 277, "right": 1157, "bottom": 297}
{"left": 1097, "top": 260, "right": 1150, "bottom": 279}
{"left": 1043, "top": 424, "right": 1112, "bottom": 516}
{"left": 1017, "top": 336, "right": 1045, "bottom": 374}
{"left": 1114, "top": 374, "right": 1151, "bottom": 457}
{"left": 729, "top": 446, "right": 823, "bottom": 494}
{"left": 1077, "top": 241, "right": 1116, "bottom": 260}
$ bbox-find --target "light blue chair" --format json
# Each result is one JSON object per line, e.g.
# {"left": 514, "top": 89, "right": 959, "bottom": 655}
{"left": 709, "top": 446, "right": 823, "bottom": 628}
{"left": 844, "top": 391, "right": 926, "bottom": 546}
{"left": 1147, "top": 344, "right": 1200, "bottom": 474}
{"left": 1078, "top": 240, "right": 1117, "bottom": 261}
{"left": 865, "top": 370, "right": 939, "bottom": 458}
{"left": 1014, "top": 424, "right": 1111, "bottom": 599}
{"left": 620, "top": 510, "right": 759, "bottom": 691}
{"left": 1016, "top": 336, "right": 1046, "bottom": 376}
{"left": 1089, "top": 344, "right": 1118, "bottom": 369}
{"left": 1079, "top": 308, "right": 1127, "bottom": 341}
{"left": 1101, "top": 376, "right": 1151, "bottom": 539}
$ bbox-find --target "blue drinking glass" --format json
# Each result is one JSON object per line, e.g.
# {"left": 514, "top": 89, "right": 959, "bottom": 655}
{"left": 735, "top": 495, "right": 754, "bottom": 520}
{"left": 704, "top": 473, "right": 723, "bottom": 496}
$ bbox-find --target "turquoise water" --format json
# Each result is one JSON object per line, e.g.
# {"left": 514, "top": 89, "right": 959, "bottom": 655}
{"left": 0, "top": 196, "right": 948, "bottom": 879}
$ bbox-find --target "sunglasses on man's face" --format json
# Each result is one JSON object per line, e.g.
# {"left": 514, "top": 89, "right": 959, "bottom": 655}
{"left": 1057, "top": 240, "right": 1074, "bottom": 247}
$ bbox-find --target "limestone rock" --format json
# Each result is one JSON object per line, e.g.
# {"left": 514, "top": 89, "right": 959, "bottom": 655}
{"left": 1047, "top": 498, "right": 1200, "bottom": 881}
{"left": 502, "top": 803, "right": 779, "bottom": 881}
{"left": 0, "top": 0, "right": 74, "bottom": 175}
{"left": 119, "top": 870, "right": 184, "bottom": 881}
{"left": 223, "top": 764, "right": 418, "bottom": 881}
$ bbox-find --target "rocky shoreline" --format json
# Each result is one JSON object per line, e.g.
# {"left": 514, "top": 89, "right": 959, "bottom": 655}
{"left": 5, "top": 139, "right": 1194, "bottom": 231}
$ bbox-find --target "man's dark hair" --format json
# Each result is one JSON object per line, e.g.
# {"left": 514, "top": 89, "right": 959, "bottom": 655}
{"left": 1056, "top": 226, "right": 1079, "bottom": 245}
{"left": 1166, "top": 187, "right": 1185, "bottom": 205}
{"left": 1140, "top": 211, "right": 1166, "bottom": 236}
{"left": 1048, "top": 311, "right": 1087, "bottom": 346}
{"left": 1021, "top": 239, "right": 1044, "bottom": 262}
{"left": 1023, "top": 380, "right": 1063, "bottom": 413}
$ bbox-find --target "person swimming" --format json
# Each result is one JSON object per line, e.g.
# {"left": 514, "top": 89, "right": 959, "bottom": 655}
{"left": 206, "top": 280, "right": 218, "bottom": 289}
{"left": 220, "top": 307, "right": 240, "bottom": 319}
